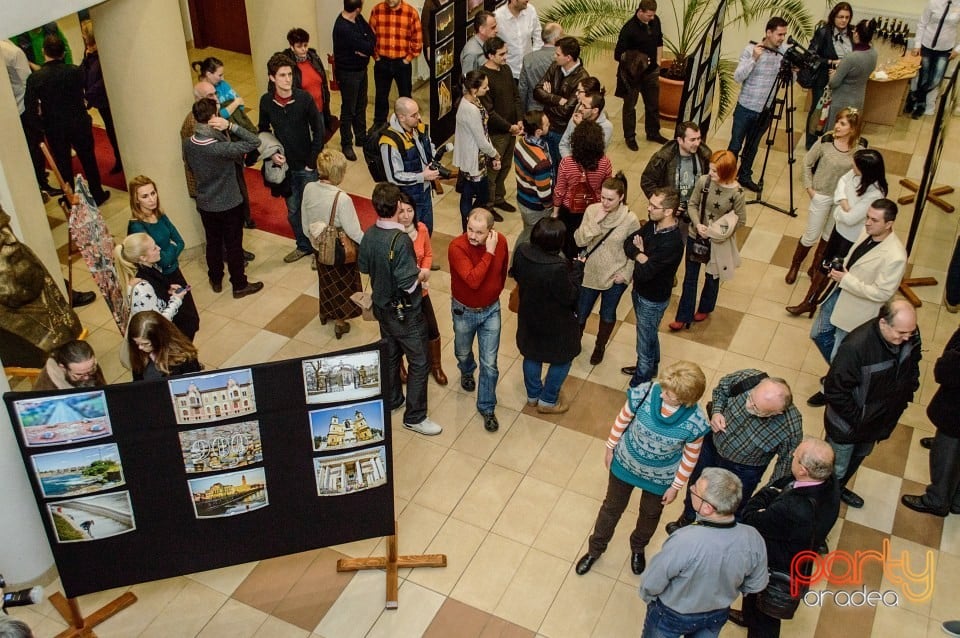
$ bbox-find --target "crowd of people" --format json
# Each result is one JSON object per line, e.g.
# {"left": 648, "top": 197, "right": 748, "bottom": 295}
{"left": 10, "top": 1, "right": 960, "bottom": 636}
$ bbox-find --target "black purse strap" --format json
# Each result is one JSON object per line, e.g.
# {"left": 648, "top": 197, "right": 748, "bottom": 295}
{"left": 585, "top": 226, "right": 617, "bottom": 259}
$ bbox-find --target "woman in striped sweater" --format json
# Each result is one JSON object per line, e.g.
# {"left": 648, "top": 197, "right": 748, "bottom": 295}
{"left": 553, "top": 120, "right": 612, "bottom": 258}
{"left": 575, "top": 361, "right": 710, "bottom": 577}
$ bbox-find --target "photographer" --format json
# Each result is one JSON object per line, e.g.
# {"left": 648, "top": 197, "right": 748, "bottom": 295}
{"left": 358, "top": 183, "right": 442, "bottom": 436}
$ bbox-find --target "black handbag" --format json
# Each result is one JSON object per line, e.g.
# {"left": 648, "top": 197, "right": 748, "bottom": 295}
{"left": 756, "top": 570, "right": 807, "bottom": 620}
{"left": 688, "top": 177, "right": 712, "bottom": 264}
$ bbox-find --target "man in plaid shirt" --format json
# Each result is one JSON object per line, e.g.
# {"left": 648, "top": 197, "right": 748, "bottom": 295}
{"left": 370, "top": 0, "right": 423, "bottom": 125}
{"left": 666, "top": 368, "right": 803, "bottom": 531}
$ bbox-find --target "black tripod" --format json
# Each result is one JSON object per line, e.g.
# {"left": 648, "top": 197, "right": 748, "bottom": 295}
{"left": 748, "top": 61, "right": 798, "bottom": 217}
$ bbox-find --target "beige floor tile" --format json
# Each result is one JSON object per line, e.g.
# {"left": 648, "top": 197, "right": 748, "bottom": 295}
{"left": 872, "top": 603, "right": 937, "bottom": 638}
{"left": 452, "top": 409, "right": 516, "bottom": 461}
{"left": 366, "top": 580, "right": 445, "bottom": 638}
{"left": 139, "top": 581, "right": 229, "bottom": 637}
{"left": 903, "top": 430, "right": 934, "bottom": 485}
{"left": 539, "top": 568, "right": 616, "bottom": 638}
{"left": 489, "top": 413, "right": 555, "bottom": 473}
{"left": 197, "top": 598, "right": 268, "bottom": 637}
{"left": 413, "top": 448, "right": 484, "bottom": 515}
{"left": 939, "top": 514, "right": 960, "bottom": 556}
{"left": 451, "top": 462, "right": 524, "bottom": 530}
{"left": 727, "top": 314, "right": 779, "bottom": 359}
{"left": 590, "top": 581, "right": 646, "bottom": 637}
{"left": 565, "top": 439, "right": 614, "bottom": 502}
{"left": 313, "top": 571, "right": 385, "bottom": 637}
{"left": 252, "top": 616, "right": 310, "bottom": 638}
{"left": 739, "top": 228, "right": 783, "bottom": 264}
{"left": 406, "top": 517, "right": 487, "bottom": 595}
{"left": 879, "top": 536, "right": 937, "bottom": 617}
{"left": 533, "top": 490, "right": 602, "bottom": 562}
{"left": 395, "top": 501, "right": 448, "bottom": 556}
{"left": 450, "top": 533, "right": 529, "bottom": 612}
{"left": 187, "top": 562, "right": 259, "bottom": 596}
{"left": 764, "top": 321, "right": 814, "bottom": 369}
{"left": 526, "top": 426, "right": 593, "bottom": 488}
{"left": 393, "top": 436, "right": 449, "bottom": 501}
{"left": 493, "top": 548, "right": 570, "bottom": 631}
{"left": 928, "top": 548, "right": 960, "bottom": 621}
{"left": 843, "top": 467, "right": 902, "bottom": 534}
{"left": 493, "top": 475, "right": 563, "bottom": 545}
{"left": 194, "top": 319, "right": 263, "bottom": 368}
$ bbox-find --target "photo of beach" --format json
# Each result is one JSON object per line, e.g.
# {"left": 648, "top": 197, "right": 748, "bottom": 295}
{"left": 32, "top": 443, "right": 124, "bottom": 499}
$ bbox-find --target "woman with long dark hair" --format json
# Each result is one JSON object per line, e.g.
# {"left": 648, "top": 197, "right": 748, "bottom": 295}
{"left": 553, "top": 120, "right": 613, "bottom": 258}
{"left": 453, "top": 70, "right": 501, "bottom": 231}
{"left": 805, "top": 2, "right": 853, "bottom": 148}
{"left": 826, "top": 21, "right": 878, "bottom": 130}
{"left": 126, "top": 310, "right": 200, "bottom": 381}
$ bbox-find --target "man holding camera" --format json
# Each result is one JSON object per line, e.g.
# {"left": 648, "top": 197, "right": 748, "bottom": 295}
{"left": 359, "top": 183, "right": 442, "bottom": 436}
{"left": 380, "top": 97, "right": 440, "bottom": 234}
{"left": 728, "top": 17, "right": 788, "bottom": 192}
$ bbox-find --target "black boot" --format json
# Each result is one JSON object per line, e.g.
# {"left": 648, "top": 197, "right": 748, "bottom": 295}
{"left": 590, "top": 320, "right": 616, "bottom": 365}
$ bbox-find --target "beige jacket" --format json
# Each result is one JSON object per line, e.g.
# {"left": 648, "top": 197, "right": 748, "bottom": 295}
{"left": 704, "top": 211, "right": 741, "bottom": 282}
{"left": 831, "top": 230, "right": 907, "bottom": 332}
{"left": 573, "top": 203, "right": 641, "bottom": 290}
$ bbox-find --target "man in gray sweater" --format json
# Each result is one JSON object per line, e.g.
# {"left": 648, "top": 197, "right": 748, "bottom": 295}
{"left": 183, "top": 98, "right": 263, "bottom": 298}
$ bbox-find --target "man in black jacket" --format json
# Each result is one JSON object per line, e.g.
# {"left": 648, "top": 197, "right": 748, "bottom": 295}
{"left": 615, "top": 0, "right": 667, "bottom": 149}
{"left": 620, "top": 187, "right": 684, "bottom": 386}
{"left": 333, "top": 0, "right": 376, "bottom": 158}
{"left": 480, "top": 37, "right": 523, "bottom": 215}
{"left": 824, "top": 299, "right": 921, "bottom": 508}
{"left": 533, "top": 36, "right": 589, "bottom": 169}
{"left": 730, "top": 437, "right": 841, "bottom": 637}
{"left": 640, "top": 122, "right": 711, "bottom": 206}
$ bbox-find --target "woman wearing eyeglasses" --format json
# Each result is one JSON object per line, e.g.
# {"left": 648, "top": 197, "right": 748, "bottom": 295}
{"left": 575, "top": 361, "right": 710, "bottom": 577}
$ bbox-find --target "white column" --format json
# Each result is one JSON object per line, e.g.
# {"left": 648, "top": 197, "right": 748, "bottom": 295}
{"left": 245, "top": 0, "right": 317, "bottom": 95}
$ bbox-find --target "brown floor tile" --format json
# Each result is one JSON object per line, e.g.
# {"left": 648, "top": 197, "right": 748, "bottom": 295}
{"left": 863, "top": 425, "right": 913, "bottom": 477}
{"left": 771, "top": 130, "right": 804, "bottom": 154}
{"left": 520, "top": 375, "right": 586, "bottom": 426}
{"left": 557, "top": 380, "right": 628, "bottom": 439}
{"left": 892, "top": 479, "right": 945, "bottom": 549}
{"left": 424, "top": 598, "right": 535, "bottom": 638}
{"left": 735, "top": 224, "right": 752, "bottom": 248}
{"left": 270, "top": 549, "right": 355, "bottom": 631}
{"left": 771, "top": 235, "right": 802, "bottom": 270}
{"left": 870, "top": 147, "right": 911, "bottom": 176}
{"left": 832, "top": 520, "right": 887, "bottom": 592}
{"left": 231, "top": 549, "right": 322, "bottom": 614}
{"left": 664, "top": 299, "right": 743, "bottom": 350}
{"left": 48, "top": 214, "right": 64, "bottom": 228}
{"left": 430, "top": 231, "right": 456, "bottom": 270}
{"left": 263, "top": 294, "right": 321, "bottom": 338}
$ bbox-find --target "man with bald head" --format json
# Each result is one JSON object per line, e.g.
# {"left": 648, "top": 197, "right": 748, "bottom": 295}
{"left": 519, "top": 22, "right": 562, "bottom": 111}
{"left": 379, "top": 97, "right": 439, "bottom": 234}
{"left": 667, "top": 369, "right": 804, "bottom": 531}
{"left": 823, "top": 299, "right": 921, "bottom": 508}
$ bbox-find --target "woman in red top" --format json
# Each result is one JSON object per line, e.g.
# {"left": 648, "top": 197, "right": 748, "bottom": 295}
{"left": 553, "top": 121, "right": 613, "bottom": 259}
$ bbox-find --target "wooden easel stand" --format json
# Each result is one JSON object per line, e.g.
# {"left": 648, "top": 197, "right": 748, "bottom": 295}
{"left": 898, "top": 178, "right": 955, "bottom": 213}
{"left": 48, "top": 590, "right": 137, "bottom": 638}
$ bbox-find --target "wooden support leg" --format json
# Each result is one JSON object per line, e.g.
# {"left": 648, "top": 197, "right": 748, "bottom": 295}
{"left": 49, "top": 591, "right": 137, "bottom": 638}
{"left": 897, "top": 179, "right": 955, "bottom": 213}
{"left": 899, "top": 277, "right": 939, "bottom": 308}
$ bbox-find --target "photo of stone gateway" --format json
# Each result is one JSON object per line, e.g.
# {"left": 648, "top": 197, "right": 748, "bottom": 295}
{"left": 302, "top": 351, "right": 380, "bottom": 404}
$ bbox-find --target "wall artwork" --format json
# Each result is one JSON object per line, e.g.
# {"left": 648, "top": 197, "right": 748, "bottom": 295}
{"left": 436, "top": 3, "right": 454, "bottom": 43}
{"left": 435, "top": 39, "right": 455, "bottom": 78}
{"left": 467, "top": 0, "right": 484, "bottom": 20}
{"left": 14, "top": 391, "right": 112, "bottom": 447}
{"left": 438, "top": 73, "right": 454, "bottom": 119}
{"left": 179, "top": 421, "right": 263, "bottom": 474}
{"left": 314, "top": 446, "right": 388, "bottom": 496}
{"left": 302, "top": 351, "right": 380, "bottom": 404}
{"left": 309, "top": 400, "right": 384, "bottom": 452}
{"left": 47, "top": 491, "right": 135, "bottom": 543}
{"left": 32, "top": 443, "right": 125, "bottom": 499}
{"left": 188, "top": 467, "right": 268, "bottom": 519}
{"left": 168, "top": 368, "right": 256, "bottom": 425}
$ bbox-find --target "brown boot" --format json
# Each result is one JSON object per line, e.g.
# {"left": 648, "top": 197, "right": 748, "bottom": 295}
{"left": 786, "top": 269, "right": 830, "bottom": 318}
{"left": 428, "top": 337, "right": 448, "bottom": 385}
{"left": 806, "top": 238, "right": 829, "bottom": 278}
{"left": 784, "top": 241, "right": 811, "bottom": 284}
{"left": 399, "top": 358, "right": 408, "bottom": 384}
{"left": 590, "top": 320, "right": 616, "bottom": 365}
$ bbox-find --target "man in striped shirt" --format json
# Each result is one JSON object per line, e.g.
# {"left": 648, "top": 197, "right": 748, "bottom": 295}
{"left": 667, "top": 369, "right": 803, "bottom": 530}
{"left": 369, "top": 0, "right": 423, "bottom": 126}
{"left": 513, "top": 110, "right": 553, "bottom": 246}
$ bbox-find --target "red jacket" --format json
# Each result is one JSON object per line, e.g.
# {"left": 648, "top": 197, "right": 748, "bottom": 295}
{"left": 448, "top": 233, "right": 509, "bottom": 308}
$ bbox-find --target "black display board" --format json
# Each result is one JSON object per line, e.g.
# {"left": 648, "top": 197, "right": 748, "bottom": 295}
{"left": 3, "top": 342, "right": 394, "bottom": 599}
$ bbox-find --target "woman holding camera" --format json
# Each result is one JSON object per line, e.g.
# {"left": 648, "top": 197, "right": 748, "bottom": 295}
{"left": 787, "top": 148, "right": 887, "bottom": 317}
{"left": 573, "top": 172, "right": 639, "bottom": 364}
{"left": 453, "top": 70, "right": 501, "bottom": 231}
{"left": 784, "top": 107, "right": 863, "bottom": 287}
{"left": 669, "top": 150, "right": 745, "bottom": 331}
{"left": 804, "top": 3, "right": 854, "bottom": 149}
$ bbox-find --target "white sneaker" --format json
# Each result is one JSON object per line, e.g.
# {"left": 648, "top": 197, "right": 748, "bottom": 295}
{"left": 403, "top": 417, "right": 442, "bottom": 436}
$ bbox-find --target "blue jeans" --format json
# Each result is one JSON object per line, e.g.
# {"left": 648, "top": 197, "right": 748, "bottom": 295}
{"left": 911, "top": 46, "right": 952, "bottom": 114}
{"left": 631, "top": 292, "right": 670, "bottom": 387}
{"left": 286, "top": 169, "right": 319, "bottom": 253}
{"left": 403, "top": 184, "right": 434, "bottom": 235}
{"left": 545, "top": 130, "right": 562, "bottom": 177}
{"left": 578, "top": 283, "right": 628, "bottom": 324}
{"left": 810, "top": 287, "right": 839, "bottom": 363}
{"left": 452, "top": 299, "right": 500, "bottom": 414}
{"left": 459, "top": 176, "right": 489, "bottom": 232}
{"left": 728, "top": 103, "right": 768, "bottom": 182}
{"left": 680, "top": 432, "right": 765, "bottom": 523}
{"left": 676, "top": 239, "right": 720, "bottom": 323}
{"left": 641, "top": 599, "right": 729, "bottom": 638}
{"left": 826, "top": 435, "right": 874, "bottom": 487}
{"left": 522, "top": 358, "right": 571, "bottom": 406}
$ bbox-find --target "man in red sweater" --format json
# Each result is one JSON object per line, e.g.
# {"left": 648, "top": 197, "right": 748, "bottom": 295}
{"left": 448, "top": 209, "right": 509, "bottom": 432}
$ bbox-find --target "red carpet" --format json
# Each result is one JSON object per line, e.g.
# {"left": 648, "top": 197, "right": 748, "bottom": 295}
{"left": 71, "top": 126, "right": 126, "bottom": 191}
{"left": 243, "top": 167, "right": 377, "bottom": 238}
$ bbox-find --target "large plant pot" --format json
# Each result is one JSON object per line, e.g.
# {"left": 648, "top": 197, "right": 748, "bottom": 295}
{"left": 658, "top": 59, "right": 684, "bottom": 122}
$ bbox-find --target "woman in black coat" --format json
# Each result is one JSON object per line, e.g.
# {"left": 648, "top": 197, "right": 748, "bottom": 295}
{"left": 511, "top": 217, "right": 584, "bottom": 414}
{"left": 901, "top": 326, "right": 960, "bottom": 516}
{"left": 804, "top": 2, "right": 853, "bottom": 149}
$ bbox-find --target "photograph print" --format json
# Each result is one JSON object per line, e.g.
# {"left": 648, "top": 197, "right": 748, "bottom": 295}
{"left": 32, "top": 443, "right": 125, "bottom": 499}
{"left": 169, "top": 368, "right": 256, "bottom": 425}
{"left": 438, "top": 73, "right": 453, "bottom": 119}
{"left": 435, "top": 3, "right": 454, "bottom": 44}
{"left": 47, "top": 491, "right": 135, "bottom": 543}
{"left": 179, "top": 421, "right": 263, "bottom": 474}
{"left": 302, "top": 350, "right": 380, "bottom": 404}
{"left": 189, "top": 467, "right": 268, "bottom": 519}
{"left": 467, "top": 0, "right": 484, "bottom": 19}
{"left": 435, "top": 38, "right": 455, "bottom": 78}
{"left": 314, "top": 446, "right": 388, "bottom": 497}
{"left": 15, "top": 390, "right": 112, "bottom": 448}
{"left": 309, "top": 399, "right": 384, "bottom": 452}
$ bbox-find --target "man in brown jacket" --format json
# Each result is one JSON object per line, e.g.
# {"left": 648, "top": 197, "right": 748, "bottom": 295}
{"left": 34, "top": 340, "right": 106, "bottom": 390}
{"left": 533, "top": 36, "right": 588, "bottom": 170}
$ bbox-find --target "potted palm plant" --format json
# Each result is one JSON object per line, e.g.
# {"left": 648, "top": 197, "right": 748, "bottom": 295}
{"left": 542, "top": 0, "right": 816, "bottom": 122}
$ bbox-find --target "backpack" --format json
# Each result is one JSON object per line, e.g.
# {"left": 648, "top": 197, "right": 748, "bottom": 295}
{"left": 363, "top": 122, "right": 408, "bottom": 183}
{"left": 568, "top": 169, "right": 600, "bottom": 214}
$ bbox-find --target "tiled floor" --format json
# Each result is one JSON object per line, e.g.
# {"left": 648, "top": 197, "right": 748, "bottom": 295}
{"left": 10, "top": 43, "right": 960, "bottom": 638}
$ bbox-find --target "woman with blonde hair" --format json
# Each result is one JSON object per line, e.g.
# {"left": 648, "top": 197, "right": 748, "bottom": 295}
{"left": 302, "top": 148, "right": 364, "bottom": 339}
{"left": 126, "top": 310, "right": 200, "bottom": 381}
{"left": 575, "top": 360, "right": 710, "bottom": 576}
{"left": 114, "top": 232, "right": 197, "bottom": 340}
{"left": 670, "top": 149, "right": 746, "bottom": 330}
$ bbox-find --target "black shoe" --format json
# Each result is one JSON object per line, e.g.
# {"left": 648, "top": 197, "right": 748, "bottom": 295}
{"left": 665, "top": 517, "right": 691, "bottom": 535}
{"left": 901, "top": 494, "right": 948, "bottom": 517}
{"left": 342, "top": 146, "right": 357, "bottom": 162}
{"left": 109, "top": 162, "right": 123, "bottom": 175}
{"left": 841, "top": 488, "right": 864, "bottom": 508}
{"left": 70, "top": 290, "right": 96, "bottom": 308}
{"left": 41, "top": 185, "right": 64, "bottom": 197}
{"left": 646, "top": 133, "right": 669, "bottom": 144}
{"left": 920, "top": 437, "right": 934, "bottom": 450}
{"left": 390, "top": 397, "right": 405, "bottom": 412}
{"left": 244, "top": 219, "right": 257, "bottom": 229}
{"left": 625, "top": 138, "right": 639, "bottom": 151}
{"left": 233, "top": 281, "right": 264, "bottom": 298}
{"left": 243, "top": 250, "right": 255, "bottom": 262}
{"left": 621, "top": 366, "right": 637, "bottom": 377}
{"left": 806, "top": 391, "right": 826, "bottom": 407}
{"left": 911, "top": 110, "right": 924, "bottom": 120}
{"left": 630, "top": 552, "right": 646, "bottom": 575}
{"left": 815, "top": 542, "right": 829, "bottom": 555}
{"left": 93, "top": 191, "right": 111, "bottom": 206}
{"left": 490, "top": 209, "right": 504, "bottom": 222}
{"left": 952, "top": 505, "right": 960, "bottom": 515}
{"left": 482, "top": 412, "right": 499, "bottom": 432}
{"left": 740, "top": 179, "right": 760, "bottom": 193}
{"left": 492, "top": 200, "right": 516, "bottom": 212}
{"left": 575, "top": 553, "right": 599, "bottom": 575}
{"left": 430, "top": 264, "right": 441, "bottom": 271}
{"left": 210, "top": 279, "right": 223, "bottom": 293}
{"left": 727, "top": 608, "right": 747, "bottom": 627}
{"left": 461, "top": 375, "right": 476, "bottom": 391}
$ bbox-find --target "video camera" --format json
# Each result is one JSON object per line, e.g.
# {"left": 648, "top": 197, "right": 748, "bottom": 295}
{"left": 1, "top": 574, "right": 43, "bottom": 611}
{"left": 782, "top": 36, "right": 826, "bottom": 75}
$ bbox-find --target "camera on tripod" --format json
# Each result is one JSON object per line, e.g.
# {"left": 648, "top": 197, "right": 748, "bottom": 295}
{"left": 782, "top": 36, "right": 825, "bottom": 75}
